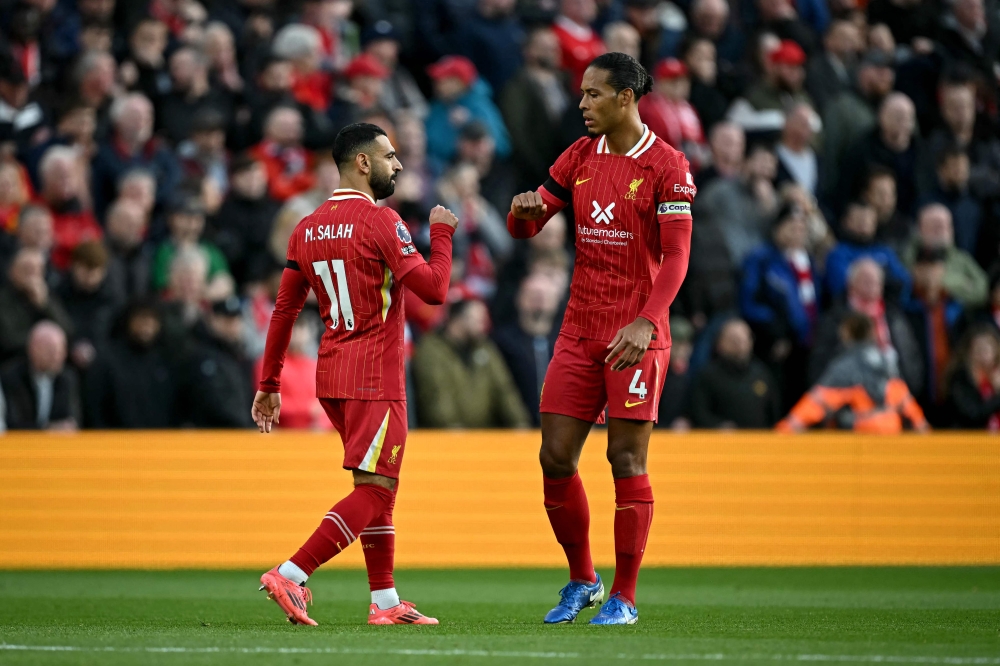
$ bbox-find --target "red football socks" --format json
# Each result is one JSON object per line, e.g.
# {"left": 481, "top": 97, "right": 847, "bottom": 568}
{"left": 610, "top": 475, "right": 654, "bottom": 606}
{"left": 360, "top": 485, "right": 397, "bottom": 591}
{"left": 290, "top": 483, "right": 395, "bottom": 576}
{"left": 543, "top": 473, "right": 597, "bottom": 584}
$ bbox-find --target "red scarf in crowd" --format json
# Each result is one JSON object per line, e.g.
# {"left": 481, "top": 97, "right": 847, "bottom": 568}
{"left": 849, "top": 295, "right": 891, "bottom": 350}
{"left": 787, "top": 248, "right": 817, "bottom": 323}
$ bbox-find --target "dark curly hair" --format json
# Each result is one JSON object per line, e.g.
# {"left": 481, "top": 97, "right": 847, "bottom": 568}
{"left": 588, "top": 52, "right": 653, "bottom": 100}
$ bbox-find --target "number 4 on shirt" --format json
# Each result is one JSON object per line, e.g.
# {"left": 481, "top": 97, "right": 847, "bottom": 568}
{"left": 629, "top": 369, "right": 647, "bottom": 400}
{"left": 312, "top": 259, "right": 355, "bottom": 330}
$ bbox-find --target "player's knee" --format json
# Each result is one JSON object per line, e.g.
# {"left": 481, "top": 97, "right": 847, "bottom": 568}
{"left": 607, "top": 449, "right": 645, "bottom": 478}
{"left": 539, "top": 445, "right": 576, "bottom": 478}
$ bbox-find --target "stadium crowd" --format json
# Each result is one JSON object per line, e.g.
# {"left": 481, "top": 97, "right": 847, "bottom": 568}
{"left": 0, "top": 0, "right": 999, "bottom": 432}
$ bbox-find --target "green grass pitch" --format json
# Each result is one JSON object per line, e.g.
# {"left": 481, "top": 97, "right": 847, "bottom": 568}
{"left": 0, "top": 568, "right": 998, "bottom": 665}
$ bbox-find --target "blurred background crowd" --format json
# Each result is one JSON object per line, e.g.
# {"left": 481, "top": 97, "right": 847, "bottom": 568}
{"left": 1, "top": 0, "right": 999, "bottom": 433}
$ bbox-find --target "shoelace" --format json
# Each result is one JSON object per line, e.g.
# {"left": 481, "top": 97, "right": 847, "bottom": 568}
{"left": 296, "top": 585, "right": 314, "bottom": 606}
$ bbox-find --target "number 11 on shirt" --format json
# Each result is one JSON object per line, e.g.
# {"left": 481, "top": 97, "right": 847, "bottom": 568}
{"left": 312, "top": 259, "right": 355, "bottom": 330}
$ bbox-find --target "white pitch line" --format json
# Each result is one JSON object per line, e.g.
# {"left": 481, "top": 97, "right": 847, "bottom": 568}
{"left": 1, "top": 644, "right": 1000, "bottom": 663}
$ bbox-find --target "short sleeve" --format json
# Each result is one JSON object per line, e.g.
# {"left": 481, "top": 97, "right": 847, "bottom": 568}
{"left": 656, "top": 155, "right": 696, "bottom": 222}
{"left": 370, "top": 209, "right": 425, "bottom": 280}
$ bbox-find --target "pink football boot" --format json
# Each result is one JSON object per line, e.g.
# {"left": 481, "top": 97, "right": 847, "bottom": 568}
{"left": 368, "top": 600, "right": 439, "bottom": 625}
{"left": 259, "top": 567, "right": 318, "bottom": 626}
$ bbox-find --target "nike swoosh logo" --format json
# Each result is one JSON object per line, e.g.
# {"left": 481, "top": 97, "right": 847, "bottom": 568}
{"left": 575, "top": 177, "right": 592, "bottom": 186}
{"left": 624, "top": 400, "right": 646, "bottom": 408}
{"left": 545, "top": 505, "right": 563, "bottom": 511}
{"left": 616, "top": 506, "right": 635, "bottom": 511}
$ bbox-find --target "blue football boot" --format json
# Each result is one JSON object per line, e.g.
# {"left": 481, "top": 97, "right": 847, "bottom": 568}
{"left": 589, "top": 592, "right": 638, "bottom": 625}
{"left": 543, "top": 574, "right": 605, "bottom": 624}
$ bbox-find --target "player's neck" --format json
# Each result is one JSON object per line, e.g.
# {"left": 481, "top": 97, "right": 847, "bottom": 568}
{"left": 603, "top": 115, "right": 646, "bottom": 156}
{"left": 338, "top": 175, "right": 378, "bottom": 202}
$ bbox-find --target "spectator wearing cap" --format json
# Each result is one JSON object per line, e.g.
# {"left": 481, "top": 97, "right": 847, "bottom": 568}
{"left": 104, "top": 198, "right": 152, "bottom": 305}
{"left": 501, "top": 26, "right": 572, "bottom": 193}
{"left": 0, "top": 56, "right": 45, "bottom": 151}
{"left": 740, "top": 202, "right": 819, "bottom": 403}
{"left": 552, "top": 0, "right": 605, "bottom": 91}
{"left": 36, "top": 145, "right": 103, "bottom": 271}
{"left": 903, "top": 203, "right": 988, "bottom": 309}
{"left": 85, "top": 300, "right": 177, "bottom": 428}
{"left": 492, "top": 272, "right": 562, "bottom": 425}
{"left": 425, "top": 55, "right": 511, "bottom": 166}
{"left": 742, "top": 39, "right": 814, "bottom": 119}
{"left": 775, "top": 103, "right": 819, "bottom": 196}
{"left": 250, "top": 105, "right": 316, "bottom": 202}
{"left": 271, "top": 23, "right": 332, "bottom": 112}
{"left": 906, "top": 245, "right": 967, "bottom": 417}
{"left": 689, "top": 317, "right": 782, "bottom": 429}
{"left": 413, "top": 298, "right": 531, "bottom": 428}
{"left": 210, "top": 154, "right": 281, "bottom": 287}
{"left": 363, "top": 20, "right": 428, "bottom": 119}
{"left": 0, "top": 320, "right": 80, "bottom": 430}
{"left": 177, "top": 295, "right": 255, "bottom": 428}
{"left": 151, "top": 196, "right": 232, "bottom": 300}
{"left": 837, "top": 92, "right": 919, "bottom": 218}
{"left": 156, "top": 46, "right": 234, "bottom": 146}
{"left": 639, "top": 58, "right": 708, "bottom": 171}
{"left": 328, "top": 53, "right": 390, "bottom": 134}
{"left": 819, "top": 50, "right": 894, "bottom": 204}
{"left": 805, "top": 20, "right": 861, "bottom": 114}
{"left": 917, "top": 143, "right": 982, "bottom": 256}
{"left": 455, "top": 0, "right": 525, "bottom": 96}
{"left": 177, "top": 110, "right": 230, "bottom": 205}
{"left": 824, "top": 201, "right": 912, "bottom": 304}
{"left": 0, "top": 247, "right": 73, "bottom": 362}
{"left": 90, "top": 93, "right": 182, "bottom": 219}
{"left": 56, "top": 240, "right": 121, "bottom": 371}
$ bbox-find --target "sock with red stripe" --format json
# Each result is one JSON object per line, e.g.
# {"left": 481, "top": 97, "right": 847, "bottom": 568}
{"left": 289, "top": 483, "right": 395, "bottom": 576}
{"left": 543, "top": 473, "right": 596, "bottom": 584}
{"left": 610, "top": 475, "right": 654, "bottom": 606}
{"left": 361, "top": 486, "right": 398, "bottom": 608}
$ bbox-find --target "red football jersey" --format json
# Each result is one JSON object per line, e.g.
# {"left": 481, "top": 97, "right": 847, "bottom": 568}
{"left": 285, "top": 188, "right": 425, "bottom": 400}
{"left": 547, "top": 126, "right": 696, "bottom": 348}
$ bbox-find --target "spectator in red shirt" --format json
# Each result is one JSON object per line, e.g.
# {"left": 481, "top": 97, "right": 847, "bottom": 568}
{"left": 639, "top": 58, "right": 708, "bottom": 171}
{"left": 250, "top": 106, "right": 315, "bottom": 202}
{"left": 253, "top": 310, "right": 333, "bottom": 430}
{"left": 272, "top": 23, "right": 332, "bottom": 112}
{"left": 552, "top": 0, "right": 605, "bottom": 91}
{"left": 36, "top": 146, "right": 102, "bottom": 271}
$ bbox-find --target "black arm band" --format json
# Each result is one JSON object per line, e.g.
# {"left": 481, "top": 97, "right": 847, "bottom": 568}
{"left": 285, "top": 259, "right": 300, "bottom": 271}
{"left": 542, "top": 177, "right": 570, "bottom": 203}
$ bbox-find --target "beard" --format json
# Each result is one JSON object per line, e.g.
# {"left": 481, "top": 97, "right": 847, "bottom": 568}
{"left": 370, "top": 163, "right": 397, "bottom": 200}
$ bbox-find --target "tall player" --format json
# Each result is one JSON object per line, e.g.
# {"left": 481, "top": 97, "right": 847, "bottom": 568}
{"left": 508, "top": 53, "right": 694, "bottom": 625}
{"left": 252, "top": 123, "right": 458, "bottom": 626}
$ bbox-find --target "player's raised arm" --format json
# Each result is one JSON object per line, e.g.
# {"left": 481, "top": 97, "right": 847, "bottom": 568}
{"left": 252, "top": 262, "right": 311, "bottom": 432}
{"left": 507, "top": 186, "right": 568, "bottom": 239}
{"left": 396, "top": 205, "right": 458, "bottom": 305}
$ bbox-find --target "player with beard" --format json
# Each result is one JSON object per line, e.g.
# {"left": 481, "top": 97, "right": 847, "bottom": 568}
{"left": 253, "top": 123, "right": 458, "bottom": 626}
{"left": 508, "top": 53, "right": 695, "bottom": 625}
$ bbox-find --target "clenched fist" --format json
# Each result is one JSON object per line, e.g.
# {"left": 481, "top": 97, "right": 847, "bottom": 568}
{"left": 511, "top": 191, "right": 547, "bottom": 220}
{"left": 429, "top": 205, "right": 459, "bottom": 229}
